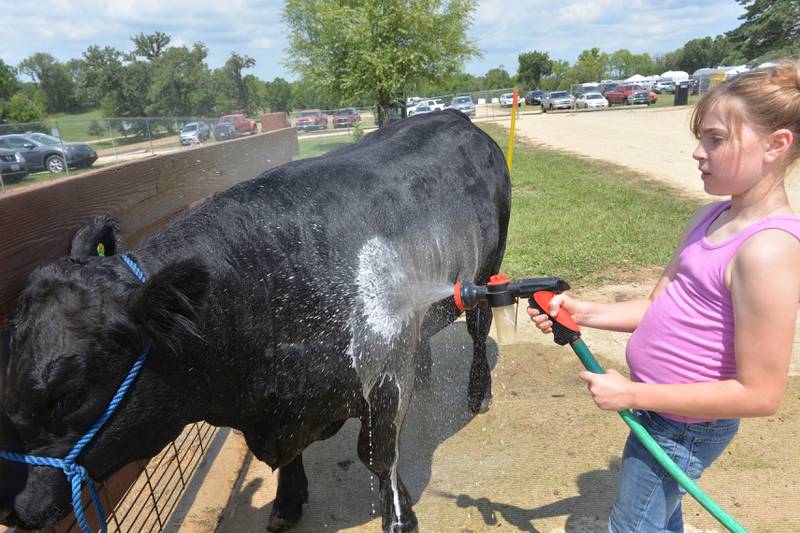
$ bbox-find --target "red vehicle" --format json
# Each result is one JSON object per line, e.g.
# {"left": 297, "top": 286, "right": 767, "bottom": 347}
{"left": 216, "top": 114, "right": 258, "bottom": 135}
{"left": 295, "top": 109, "right": 328, "bottom": 131}
{"left": 603, "top": 84, "right": 651, "bottom": 106}
{"left": 332, "top": 108, "right": 361, "bottom": 128}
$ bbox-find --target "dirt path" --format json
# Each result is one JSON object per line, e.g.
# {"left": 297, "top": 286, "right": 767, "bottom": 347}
{"left": 512, "top": 106, "right": 800, "bottom": 206}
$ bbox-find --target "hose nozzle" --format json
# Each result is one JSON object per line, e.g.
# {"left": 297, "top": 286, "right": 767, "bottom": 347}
{"left": 453, "top": 275, "right": 573, "bottom": 346}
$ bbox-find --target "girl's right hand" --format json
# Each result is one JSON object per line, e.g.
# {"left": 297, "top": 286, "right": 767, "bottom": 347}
{"left": 527, "top": 293, "right": 579, "bottom": 334}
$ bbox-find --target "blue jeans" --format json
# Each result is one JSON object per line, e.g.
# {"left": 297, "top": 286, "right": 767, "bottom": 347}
{"left": 608, "top": 410, "right": 739, "bottom": 532}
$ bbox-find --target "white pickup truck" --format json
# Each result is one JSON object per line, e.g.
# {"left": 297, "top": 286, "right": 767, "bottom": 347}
{"left": 408, "top": 98, "right": 446, "bottom": 116}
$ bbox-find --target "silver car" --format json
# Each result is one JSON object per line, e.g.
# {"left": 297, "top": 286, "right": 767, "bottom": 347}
{"left": 541, "top": 91, "right": 574, "bottom": 112}
{"left": 179, "top": 122, "right": 211, "bottom": 145}
{"left": 0, "top": 149, "right": 27, "bottom": 184}
{"left": 449, "top": 95, "right": 476, "bottom": 117}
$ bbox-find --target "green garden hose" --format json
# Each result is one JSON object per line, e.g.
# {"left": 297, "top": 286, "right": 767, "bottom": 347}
{"left": 570, "top": 338, "right": 748, "bottom": 533}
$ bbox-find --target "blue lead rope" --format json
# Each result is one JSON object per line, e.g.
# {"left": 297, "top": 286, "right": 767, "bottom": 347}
{"left": 0, "top": 254, "right": 150, "bottom": 533}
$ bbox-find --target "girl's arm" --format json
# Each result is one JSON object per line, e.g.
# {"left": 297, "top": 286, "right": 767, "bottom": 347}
{"left": 531, "top": 203, "right": 720, "bottom": 334}
{"left": 583, "top": 228, "right": 800, "bottom": 419}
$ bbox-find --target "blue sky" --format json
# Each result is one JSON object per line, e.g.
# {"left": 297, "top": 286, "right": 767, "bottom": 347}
{"left": 1, "top": 0, "right": 745, "bottom": 81}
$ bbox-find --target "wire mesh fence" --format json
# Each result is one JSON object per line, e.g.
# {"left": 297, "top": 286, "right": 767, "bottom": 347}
{"left": 46, "top": 422, "right": 219, "bottom": 533}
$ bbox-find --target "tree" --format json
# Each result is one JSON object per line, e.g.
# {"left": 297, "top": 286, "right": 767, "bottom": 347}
{"left": 571, "top": 48, "right": 606, "bottom": 83}
{"left": 727, "top": 0, "right": 800, "bottom": 63}
{"left": 132, "top": 31, "right": 172, "bottom": 61}
{"left": 483, "top": 67, "right": 512, "bottom": 89}
{"left": 517, "top": 51, "right": 552, "bottom": 89}
{"left": 146, "top": 43, "right": 215, "bottom": 117}
{"left": 18, "top": 53, "right": 76, "bottom": 112}
{"left": 264, "top": 77, "right": 293, "bottom": 112}
{"left": 283, "top": 0, "right": 480, "bottom": 125}
{"left": 0, "top": 60, "right": 18, "bottom": 102}
{"left": 541, "top": 60, "right": 571, "bottom": 91}
{"left": 222, "top": 52, "right": 257, "bottom": 114}
{"left": 75, "top": 46, "right": 125, "bottom": 109}
{"left": 4, "top": 92, "right": 46, "bottom": 123}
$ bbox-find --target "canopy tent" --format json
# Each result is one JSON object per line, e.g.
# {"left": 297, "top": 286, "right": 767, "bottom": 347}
{"left": 660, "top": 70, "right": 689, "bottom": 82}
{"left": 624, "top": 74, "right": 647, "bottom": 82}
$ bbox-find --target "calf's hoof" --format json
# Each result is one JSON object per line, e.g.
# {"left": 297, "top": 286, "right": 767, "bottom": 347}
{"left": 266, "top": 500, "right": 305, "bottom": 532}
{"left": 384, "top": 512, "right": 419, "bottom": 533}
{"left": 468, "top": 393, "right": 492, "bottom": 414}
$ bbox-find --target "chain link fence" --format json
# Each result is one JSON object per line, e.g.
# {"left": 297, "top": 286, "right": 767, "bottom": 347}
{"left": 0, "top": 115, "right": 264, "bottom": 191}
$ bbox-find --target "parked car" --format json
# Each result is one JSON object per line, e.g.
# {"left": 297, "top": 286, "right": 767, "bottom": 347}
{"left": 449, "top": 95, "right": 476, "bottom": 117}
{"left": 603, "top": 84, "right": 651, "bottom": 106}
{"left": 408, "top": 98, "right": 445, "bottom": 116}
{"left": 333, "top": 108, "right": 361, "bottom": 128}
{"left": 213, "top": 122, "right": 239, "bottom": 140}
{"left": 653, "top": 81, "right": 674, "bottom": 94}
{"left": 178, "top": 121, "right": 211, "bottom": 145}
{"left": 541, "top": 91, "right": 574, "bottom": 112}
{"left": 0, "top": 133, "right": 97, "bottom": 173}
{"left": 575, "top": 92, "right": 609, "bottom": 109}
{"left": 0, "top": 148, "right": 28, "bottom": 184}
{"left": 216, "top": 114, "right": 257, "bottom": 135}
{"left": 525, "top": 90, "right": 545, "bottom": 105}
{"left": 499, "top": 93, "right": 522, "bottom": 107}
{"left": 411, "top": 105, "right": 433, "bottom": 116}
{"left": 294, "top": 109, "right": 328, "bottom": 131}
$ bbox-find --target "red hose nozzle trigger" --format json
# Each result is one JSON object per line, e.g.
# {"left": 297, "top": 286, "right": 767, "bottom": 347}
{"left": 529, "top": 291, "right": 581, "bottom": 346}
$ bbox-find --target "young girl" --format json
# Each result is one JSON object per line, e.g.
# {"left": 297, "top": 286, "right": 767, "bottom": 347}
{"left": 528, "top": 61, "right": 800, "bottom": 532}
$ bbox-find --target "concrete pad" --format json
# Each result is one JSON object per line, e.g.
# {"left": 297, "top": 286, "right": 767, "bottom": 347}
{"left": 176, "top": 320, "right": 800, "bottom": 532}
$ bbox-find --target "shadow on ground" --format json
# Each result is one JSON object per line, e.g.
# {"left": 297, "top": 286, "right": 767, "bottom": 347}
{"left": 214, "top": 322, "right": 627, "bottom": 532}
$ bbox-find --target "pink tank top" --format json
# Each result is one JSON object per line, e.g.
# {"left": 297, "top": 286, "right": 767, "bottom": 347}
{"left": 626, "top": 200, "right": 800, "bottom": 423}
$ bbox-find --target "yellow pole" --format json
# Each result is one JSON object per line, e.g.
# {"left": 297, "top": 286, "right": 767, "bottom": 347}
{"left": 507, "top": 88, "right": 519, "bottom": 173}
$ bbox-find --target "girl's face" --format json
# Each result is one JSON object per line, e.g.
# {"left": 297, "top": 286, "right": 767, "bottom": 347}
{"left": 692, "top": 100, "right": 772, "bottom": 197}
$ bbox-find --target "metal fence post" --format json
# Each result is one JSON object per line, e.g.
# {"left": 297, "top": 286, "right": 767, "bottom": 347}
{"left": 146, "top": 118, "right": 154, "bottom": 154}
{"left": 55, "top": 120, "right": 69, "bottom": 176}
{"left": 107, "top": 119, "right": 119, "bottom": 161}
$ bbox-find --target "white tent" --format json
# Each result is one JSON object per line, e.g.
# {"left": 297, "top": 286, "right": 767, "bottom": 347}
{"left": 624, "top": 74, "right": 647, "bottom": 82}
{"left": 722, "top": 64, "right": 749, "bottom": 77}
{"left": 660, "top": 70, "right": 689, "bottom": 82}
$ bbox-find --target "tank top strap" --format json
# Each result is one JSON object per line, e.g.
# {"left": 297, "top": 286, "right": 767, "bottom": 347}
{"left": 687, "top": 200, "right": 732, "bottom": 241}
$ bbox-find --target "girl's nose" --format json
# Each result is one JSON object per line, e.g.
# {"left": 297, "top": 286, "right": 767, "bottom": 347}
{"left": 692, "top": 142, "right": 706, "bottom": 161}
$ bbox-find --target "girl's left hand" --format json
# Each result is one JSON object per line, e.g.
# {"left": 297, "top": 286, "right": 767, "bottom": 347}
{"left": 579, "top": 369, "right": 635, "bottom": 411}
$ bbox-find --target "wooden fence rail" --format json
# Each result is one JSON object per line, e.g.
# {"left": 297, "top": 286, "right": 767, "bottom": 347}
{"left": 1, "top": 113, "right": 298, "bottom": 532}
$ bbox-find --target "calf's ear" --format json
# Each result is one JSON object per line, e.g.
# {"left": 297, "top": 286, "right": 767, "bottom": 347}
{"left": 128, "top": 258, "right": 210, "bottom": 354}
{"left": 71, "top": 215, "right": 123, "bottom": 258}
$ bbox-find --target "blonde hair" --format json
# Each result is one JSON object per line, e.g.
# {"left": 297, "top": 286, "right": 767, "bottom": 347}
{"left": 691, "top": 59, "right": 800, "bottom": 168}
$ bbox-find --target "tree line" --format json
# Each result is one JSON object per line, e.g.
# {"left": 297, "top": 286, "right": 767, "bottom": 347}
{"left": 0, "top": 0, "right": 796, "bottom": 127}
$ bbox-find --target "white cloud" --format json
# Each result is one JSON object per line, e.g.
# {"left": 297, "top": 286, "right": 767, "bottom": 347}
{"left": 2, "top": 0, "right": 746, "bottom": 82}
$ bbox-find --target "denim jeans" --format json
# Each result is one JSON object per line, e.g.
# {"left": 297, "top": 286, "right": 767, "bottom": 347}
{"left": 608, "top": 409, "right": 739, "bottom": 532}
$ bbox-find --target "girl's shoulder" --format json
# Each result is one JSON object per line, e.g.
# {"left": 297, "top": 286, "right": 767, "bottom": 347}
{"left": 735, "top": 224, "right": 800, "bottom": 273}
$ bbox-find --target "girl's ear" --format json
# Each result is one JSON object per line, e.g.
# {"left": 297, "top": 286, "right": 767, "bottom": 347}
{"left": 764, "top": 129, "right": 794, "bottom": 165}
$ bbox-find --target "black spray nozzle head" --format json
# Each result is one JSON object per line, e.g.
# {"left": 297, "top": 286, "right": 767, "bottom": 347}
{"left": 454, "top": 276, "right": 571, "bottom": 311}
{"left": 454, "top": 280, "right": 486, "bottom": 311}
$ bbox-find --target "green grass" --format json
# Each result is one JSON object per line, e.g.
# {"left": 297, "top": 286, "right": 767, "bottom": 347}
{"left": 297, "top": 133, "right": 356, "bottom": 159}
{"left": 650, "top": 93, "right": 701, "bottom": 108}
{"left": 292, "top": 123, "right": 699, "bottom": 289}
{"left": 45, "top": 109, "right": 106, "bottom": 141}
{"left": 479, "top": 123, "right": 699, "bottom": 287}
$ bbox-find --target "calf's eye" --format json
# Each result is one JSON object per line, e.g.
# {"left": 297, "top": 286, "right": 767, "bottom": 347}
{"left": 54, "top": 389, "right": 86, "bottom": 416}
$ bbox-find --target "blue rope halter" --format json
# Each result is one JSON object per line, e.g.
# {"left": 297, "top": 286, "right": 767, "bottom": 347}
{"left": 0, "top": 254, "right": 150, "bottom": 533}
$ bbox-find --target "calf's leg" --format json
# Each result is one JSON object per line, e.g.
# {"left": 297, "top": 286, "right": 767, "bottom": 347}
{"left": 267, "top": 454, "right": 309, "bottom": 532}
{"left": 357, "top": 377, "right": 418, "bottom": 533}
{"left": 467, "top": 300, "right": 493, "bottom": 414}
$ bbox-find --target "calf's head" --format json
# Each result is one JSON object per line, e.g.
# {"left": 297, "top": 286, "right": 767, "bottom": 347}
{"left": 1, "top": 216, "right": 210, "bottom": 529}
